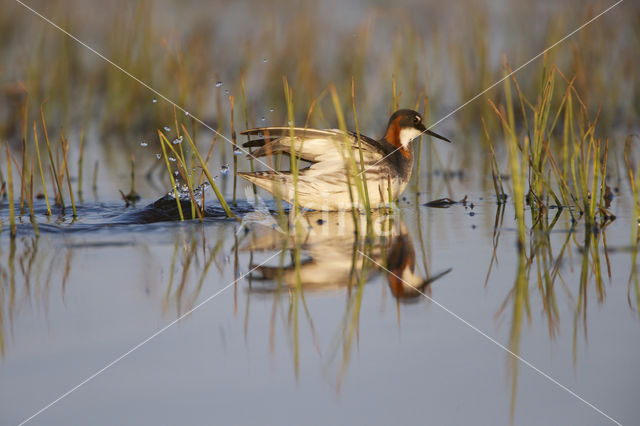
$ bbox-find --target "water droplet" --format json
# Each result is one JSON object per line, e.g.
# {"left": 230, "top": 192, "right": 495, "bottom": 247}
{"left": 260, "top": 116, "right": 266, "bottom": 122}
{"left": 172, "top": 136, "right": 183, "bottom": 144}
{"left": 263, "top": 58, "right": 268, "bottom": 63}
{"left": 192, "top": 182, "right": 210, "bottom": 199}
{"left": 269, "top": 107, "right": 275, "bottom": 113}
{"left": 234, "top": 148, "right": 242, "bottom": 155}
{"left": 185, "top": 111, "right": 189, "bottom": 116}
{"left": 221, "top": 164, "right": 229, "bottom": 175}
{"left": 167, "top": 181, "right": 209, "bottom": 201}
{"left": 152, "top": 97, "right": 157, "bottom": 103}
{"left": 175, "top": 171, "right": 180, "bottom": 176}
{"left": 156, "top": 153, "right": 161, "bottom": 160}
{"left": 163, "top": 126, "right": 171, "bottom": 132}
{"left": 140, "top": 140, "right": 148, "bottom": 147}
{"left": 216, "top": 81, "right": 223, "bottom": 88}
{"left": 169, "top": 156, "right": 176, "bottom": 162}
{"left": 287, "top": 121, "right": 292, "bottom": 125}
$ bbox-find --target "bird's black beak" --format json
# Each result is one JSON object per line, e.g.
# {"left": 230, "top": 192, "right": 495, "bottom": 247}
{"left": 425, "top": 128, "right": 451, "bottom": 143}
{"left": 416, "top": 123, "right": 451, "bottom": 143}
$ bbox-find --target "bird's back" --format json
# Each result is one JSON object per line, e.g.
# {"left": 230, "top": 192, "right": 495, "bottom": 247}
{"left": 237, "top": 125, "right": 415, "bottom": 210}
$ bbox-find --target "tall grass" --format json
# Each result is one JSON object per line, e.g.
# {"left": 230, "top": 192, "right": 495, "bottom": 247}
{"left": 0, "top": 0, "right": 634, "bottom": 230}
{"left": 482, "top": 59, "right": 626, "bottom": 423}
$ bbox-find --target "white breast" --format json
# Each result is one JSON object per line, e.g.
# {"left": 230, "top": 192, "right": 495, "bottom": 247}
{"left": 399, "top": 128, "right": 422, "bottom": 148}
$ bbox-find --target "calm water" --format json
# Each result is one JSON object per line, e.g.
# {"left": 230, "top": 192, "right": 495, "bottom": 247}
{"left": 0, "top": 187, "right": 638, "bottom": 426}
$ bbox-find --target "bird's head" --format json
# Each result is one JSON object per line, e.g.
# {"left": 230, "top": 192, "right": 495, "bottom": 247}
{"left": 384, "top": 109, "right": 451, "bottom": 157}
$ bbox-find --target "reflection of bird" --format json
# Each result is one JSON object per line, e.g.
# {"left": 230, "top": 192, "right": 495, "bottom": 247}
{"left": 238, "top": 109, "right": 450, "bottom": 210}
{"left": 241, "top": 211, "right": 384, "bottom": 291}
{"left": 240, "top": 211, "right": 451, "bottom": 302}
{"left": 385, "top": 234, "right": 452, "bottom": 301}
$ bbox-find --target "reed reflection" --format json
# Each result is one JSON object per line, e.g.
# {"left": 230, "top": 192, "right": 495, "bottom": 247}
{"left": 0, "top": 236, "right": 74, "bottom": 358}
{"left": 487, "top": 202, "right": 621, "bottom": 422}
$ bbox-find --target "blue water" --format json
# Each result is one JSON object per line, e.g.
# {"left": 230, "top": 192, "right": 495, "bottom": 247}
{"left": 0, "top": 191, "right": 638, "bottom": 425}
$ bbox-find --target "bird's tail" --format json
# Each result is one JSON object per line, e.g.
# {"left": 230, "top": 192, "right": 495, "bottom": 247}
{"left": 237, "top": 171, "right": 293, "bottom": 202}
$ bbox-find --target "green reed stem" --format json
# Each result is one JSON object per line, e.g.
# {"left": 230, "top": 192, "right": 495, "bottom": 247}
{"left": 508, "top": 132, "right": 527, "bottom": 249}
{"left": 392, "top": 75, "right": 398, "bottom": 111}
{"left": 5, "top": 144, "right": 16, "bottom": 238}
{"left": 40, "top": 103, "right": 64, "bottom": 208}
{"left": 502, "top": 56, "right": 516, "bottom": 139}
{"left": 27, "top": 156, "right": 39, "bottom": 237}
{"left": 33, "top": 120, "right": 51, "bottom": 216}
{"left": 160, "top": 132, "right": 200, "bottom": 221}
{"left": 130, "top": 154, "right": 136, "bottom": 195}
{"left": 240, "top": 75, "right": 257, "bottom": 195}
{"left": 77, "top": 128, "right": 85, "bottom": 201}
{"left": 20, "top": 136, "right": 26, "bottom": 215}
{"left": 283, "top": 77, "right": 300, "bottom": 223}
{"left": 180, "top": 124, "right": 235, "bottom": 219}
{"left": 351, "top": 76, "right": 371, "bottom": 214}
{"left": 387, "top": 174, "right": 394, "bottom": 214}
{"left": 158, "top": 130, "right": 184, "bottom": 221}
{"left": 329, "top": 85, "right": 366, "bottom": 231}
{"left": 229, "top": 95, "right": 238, "bottom": 206}
{"left": 61, "top": 134, "right": 77, "bottom": 217}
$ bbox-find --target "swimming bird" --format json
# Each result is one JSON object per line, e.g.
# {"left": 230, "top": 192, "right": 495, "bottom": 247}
{"left": 238, "top": 109, "right": 450, "bottom": 210}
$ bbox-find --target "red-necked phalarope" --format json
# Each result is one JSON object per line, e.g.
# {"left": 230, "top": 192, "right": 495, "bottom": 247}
{"left": 238, "top": 109, "right": 450, "bottom": 210}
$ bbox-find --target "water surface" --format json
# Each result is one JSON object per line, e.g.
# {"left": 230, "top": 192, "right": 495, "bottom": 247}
{"left": 1, "top": 190, "right": 638, "bottom": 425}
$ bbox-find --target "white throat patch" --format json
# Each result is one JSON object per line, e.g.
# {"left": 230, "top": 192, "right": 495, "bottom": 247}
{"left": 398, "top": 128, "right": 422, "bottom": 149}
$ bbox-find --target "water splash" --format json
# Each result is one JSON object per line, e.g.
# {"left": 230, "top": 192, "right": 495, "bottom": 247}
{"left": 193, "top": 182, "right": 210, "bottom": 199}
{"left": 166, "top": 181, "right": 211, "bottom": 201}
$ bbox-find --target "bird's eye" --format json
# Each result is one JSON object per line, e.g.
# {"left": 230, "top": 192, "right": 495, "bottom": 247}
{"left": 413, "top": 116, "right": 420, "bottom": 123}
